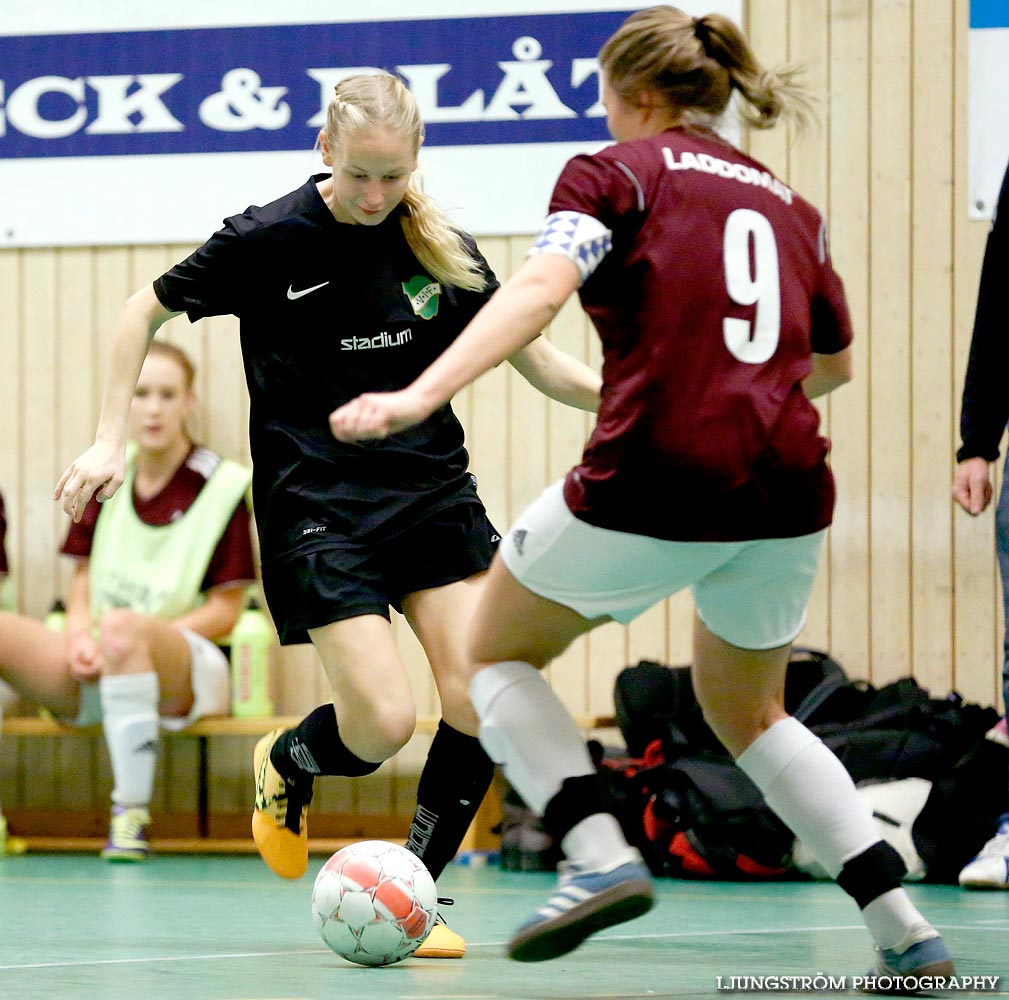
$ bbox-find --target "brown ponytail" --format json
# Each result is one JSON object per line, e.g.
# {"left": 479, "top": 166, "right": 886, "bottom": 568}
{"left": 600, "top": 6, "right": 812, "bottom": 132}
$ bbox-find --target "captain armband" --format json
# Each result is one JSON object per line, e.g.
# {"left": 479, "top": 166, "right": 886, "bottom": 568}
{"left": 528, "top": 211, "right": 613, "bottom": 285}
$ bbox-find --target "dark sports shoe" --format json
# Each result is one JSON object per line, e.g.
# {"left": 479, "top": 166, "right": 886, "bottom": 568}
{"left": 508, "top": 854, "right": 654, "bottom": 962}
{"left": 252, "top": 728, "right": 311, "bottom": 879}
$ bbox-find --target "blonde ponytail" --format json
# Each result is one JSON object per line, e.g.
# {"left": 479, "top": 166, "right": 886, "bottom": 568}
{"left": 400, "top": 181, "right": 487, "bottom": 292}
{"left": 323, "top": 72, "right": 488, "bottom": 292}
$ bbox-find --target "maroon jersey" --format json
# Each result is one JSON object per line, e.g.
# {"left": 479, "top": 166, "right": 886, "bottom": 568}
{"left": 62, "top": 446, "right": 255, "bottom": 591}
{"left": 0, "top": 490, "right": 8, "bottom": 575}
{"left": 550, "top": 127, "right": 852, "bottom": 541}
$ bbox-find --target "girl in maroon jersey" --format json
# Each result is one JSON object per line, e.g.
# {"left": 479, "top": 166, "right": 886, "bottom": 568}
{"left": 330, "top": 5, "right": 954, "bottom": 981}
{"left": 0, "top": 342, "right": 255, "bottom": 860}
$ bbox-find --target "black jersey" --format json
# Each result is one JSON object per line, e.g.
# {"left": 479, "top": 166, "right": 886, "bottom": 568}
{"left": 958, "top": 160, "right": 1009, "bottom": 464}
{"left": 154, "top": 176, "right": 498, "bottom": 563}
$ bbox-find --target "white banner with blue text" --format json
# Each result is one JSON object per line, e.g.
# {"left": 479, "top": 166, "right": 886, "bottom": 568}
{"left": 0, "top": 1, "right": 741, "bottom": 245}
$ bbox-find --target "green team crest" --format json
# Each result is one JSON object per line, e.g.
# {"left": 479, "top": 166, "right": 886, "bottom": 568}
{"left": 402, "top": 275, "right": 442, "bottom": 319}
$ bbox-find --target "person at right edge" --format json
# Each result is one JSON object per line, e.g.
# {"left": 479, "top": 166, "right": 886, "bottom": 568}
{"left": 953, "top": 156, "right": 1009, "bottom": 891}
{"left": 328, "top": 5, "right": 956, "bottom": 986}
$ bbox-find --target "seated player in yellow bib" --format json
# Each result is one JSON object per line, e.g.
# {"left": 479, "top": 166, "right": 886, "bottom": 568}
{"left": 0, "top": 342, "right": 255, "bottom": 860}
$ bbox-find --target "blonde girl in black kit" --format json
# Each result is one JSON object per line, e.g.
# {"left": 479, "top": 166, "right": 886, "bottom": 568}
{"left": 56, "top": 71, "right": 601, "bottom": 958}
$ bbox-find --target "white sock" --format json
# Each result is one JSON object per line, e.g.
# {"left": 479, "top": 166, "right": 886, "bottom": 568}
{"left": 862, "top": 889, "right": 934, "bottom": 951}
{"left": 562, "top": 813, "right": 636, "bottom": 872}
{"left": 738, "top": 717, "right": 927, "bottom": 949}
{"left": 100, "top": 672, "right": 160, "bottom": 809}
{"left": 470, "top": 661, "right": 634, "bottom": 870}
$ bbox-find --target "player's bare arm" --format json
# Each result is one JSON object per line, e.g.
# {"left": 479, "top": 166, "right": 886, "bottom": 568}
{"left": 802, "top": 346, "right": 853, "bottom": 400}
{"left": 507, "top": 335, "right": 601, "bottom": 413}
{"left": 172, "top": 583, "right": 247, "bottom": 642}
{"left": 55, "top": 284, "right": 180, "bottom": 521}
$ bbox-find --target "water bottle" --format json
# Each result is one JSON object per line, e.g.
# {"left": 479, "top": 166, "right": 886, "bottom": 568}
{"left": 230, "top": 596, "right": 275, "bottom": 717}
{"left": 44, "top": 598, "right": 66, "bottom": 632}
{"left": 0, "top": 574, "right": 15, "bottom": 612}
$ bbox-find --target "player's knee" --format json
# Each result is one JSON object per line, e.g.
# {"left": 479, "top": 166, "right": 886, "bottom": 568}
{"left": 97, "top": 609, "right": 148, "bottom": 670}
{"left": 368, "top": 703, "right": 416, "bottom": 757}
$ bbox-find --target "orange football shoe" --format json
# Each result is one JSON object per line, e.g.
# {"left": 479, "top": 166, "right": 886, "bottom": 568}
{"left": 252, "top": 728, "right": 311, "bottom": 879}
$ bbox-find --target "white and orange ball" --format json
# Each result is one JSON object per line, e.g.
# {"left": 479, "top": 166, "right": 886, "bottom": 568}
{"left": 311, "top": 840, "right": 437, "bottom": 967}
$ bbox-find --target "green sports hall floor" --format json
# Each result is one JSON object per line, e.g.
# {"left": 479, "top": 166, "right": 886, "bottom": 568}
{"left": 0, "top": 852, "right": 1005, "bottom": 999}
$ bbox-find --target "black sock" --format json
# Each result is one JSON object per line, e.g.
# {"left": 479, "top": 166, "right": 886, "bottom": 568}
{"left": 836, "top": 840, "right": 907, "bottom": 909}
{"left": 271, "top": 704, "right": 382, "bottom": 790}
{"left": 405, "top": 721, "right": 496, "bottom": 881}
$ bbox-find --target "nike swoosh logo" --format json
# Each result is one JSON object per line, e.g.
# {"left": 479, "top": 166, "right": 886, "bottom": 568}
{"left": 287, "top": 281, "right": 330, "bottom": 300}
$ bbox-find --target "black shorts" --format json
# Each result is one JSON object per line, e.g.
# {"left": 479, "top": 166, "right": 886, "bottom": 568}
{"left": 263, "top": 500, "right": 500, "bottom": 645}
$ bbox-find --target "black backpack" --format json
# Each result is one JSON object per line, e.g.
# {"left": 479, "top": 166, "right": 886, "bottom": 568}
{"left": 602, "top": 649, "right": 1007, "bottom": 882}
{"left": 613, "top": 647, "right": 848, "bottom": 758}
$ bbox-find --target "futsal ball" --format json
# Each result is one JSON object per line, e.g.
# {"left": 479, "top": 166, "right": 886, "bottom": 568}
{"left": 311, "top": 840, "right": 438, "bottom": 966}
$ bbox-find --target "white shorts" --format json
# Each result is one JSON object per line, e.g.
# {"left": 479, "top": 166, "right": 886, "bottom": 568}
{"left": 500, "top": 481, "right": 826, "bottom": 650}
{"left": 73, "top": 629, "right": 231, "bottom": 730}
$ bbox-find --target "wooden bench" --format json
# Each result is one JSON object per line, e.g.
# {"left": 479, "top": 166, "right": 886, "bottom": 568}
{"left": 1, "top": 712, "right": 616, "bottom": 853}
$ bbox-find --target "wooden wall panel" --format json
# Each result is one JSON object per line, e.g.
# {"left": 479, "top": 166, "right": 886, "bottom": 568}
{"left": 53, "top": 247, "right": 97, "bottom": 604}
{"left": 0, "top": 250, "right": 21, "bottom": 616}
{"left": 823, "top": 0, "right": 874, "bottom": 683}
{"left": 910, "top": 0, "right": 957, "bottom": 697}
{"left": 21, "top": 250, "right": 60, "bottom": 620}
{"left": 867, "top": 0, "right": 913, "bottom": 686}
{"left": 1, "top": 0, "right": 1004, "bottom": 832}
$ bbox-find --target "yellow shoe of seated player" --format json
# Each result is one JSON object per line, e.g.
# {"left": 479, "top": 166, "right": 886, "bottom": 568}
{"left": 414, "top": 916, "right": 466, "bottom": 959}
{"left": 0, "top": 815, "right": 27, "bottom": 857}
{"left": 252, "top": 729, "right": 310, "bottom": 880}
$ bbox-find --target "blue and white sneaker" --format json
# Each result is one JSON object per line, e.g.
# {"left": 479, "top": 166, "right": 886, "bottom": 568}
{"left": 864, "top": 923, "right": 955, "bottom": 994}
{"left": 958, "top": 819, "right": 1009, "bottom": 889}
{"left": 508, "top": 854, "right": 654, "bottom": 962}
